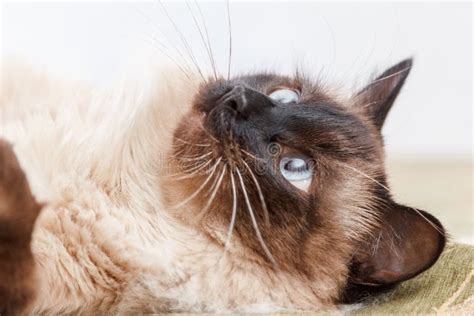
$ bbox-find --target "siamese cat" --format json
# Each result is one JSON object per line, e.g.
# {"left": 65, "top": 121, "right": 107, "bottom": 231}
{"left": 0, "top": 57, "right": 445, "bottom": 314}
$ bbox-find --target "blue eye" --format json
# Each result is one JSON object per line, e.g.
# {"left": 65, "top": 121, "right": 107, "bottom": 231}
{"left": 279, "top": 154, "right": 313, "bottom": 191}
{"left": 268, "top": 88, "right": 299, "bottom": 103}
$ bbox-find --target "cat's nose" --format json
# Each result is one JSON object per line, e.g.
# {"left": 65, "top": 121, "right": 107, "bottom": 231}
{"left": 219, "top": 85, "right": 274, "bottom": 118}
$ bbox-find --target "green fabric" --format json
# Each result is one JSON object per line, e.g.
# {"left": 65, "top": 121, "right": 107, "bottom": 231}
{"left": 354, "top": 243, "right": 474, "bottom": 315}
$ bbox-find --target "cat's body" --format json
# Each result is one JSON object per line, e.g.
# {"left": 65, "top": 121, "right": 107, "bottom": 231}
{"left": 0, "top": 63, "right": 338, "bottom": 313}
{"left": 0, "top": 59, "right": 445, "bottom": 314}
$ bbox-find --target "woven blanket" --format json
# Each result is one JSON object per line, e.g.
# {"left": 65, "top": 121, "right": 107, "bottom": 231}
{"left": 355, "top": 243, "right": 474, "bottom": 315}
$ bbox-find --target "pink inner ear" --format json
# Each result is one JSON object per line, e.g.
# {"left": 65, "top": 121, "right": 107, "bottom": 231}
{"left": 351, "top": 203, "right": 445, "bottom": 286}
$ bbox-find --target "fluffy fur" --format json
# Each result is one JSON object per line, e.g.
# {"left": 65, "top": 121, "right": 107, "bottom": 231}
{"left": 0, "top": 59, "right": 444, "bottom": 314}
{"left": 0, "top": 62, "right": 329, "bottom": 313}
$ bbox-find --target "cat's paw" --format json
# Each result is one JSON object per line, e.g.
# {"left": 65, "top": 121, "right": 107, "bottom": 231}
{"left": 0, "top": 139, "right": 42, "bottom": 242}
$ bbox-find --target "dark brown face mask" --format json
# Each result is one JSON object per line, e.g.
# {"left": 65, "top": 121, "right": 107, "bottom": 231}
{"left": 168, "top": 58, "right": 445, "bottom": 300}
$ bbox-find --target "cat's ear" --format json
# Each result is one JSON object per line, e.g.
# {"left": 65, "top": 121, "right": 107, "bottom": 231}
{"left": 353, "top": 58, "right": 413, "bottom": 130}
{"left": 350, "top": 201, "right": 445, "bottom": 286}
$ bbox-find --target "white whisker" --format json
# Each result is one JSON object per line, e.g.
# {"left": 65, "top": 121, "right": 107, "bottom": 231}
{"left": 235, "top": 168, "right": 276, "bottom": 266}
{"left": 240, "top": 148, "right": 265, "bottom": 161}
{"left": 197, "top": 165, "right": 227, "bottom": 219}
{"left": 241, "top": 159, "right": 270, "bottom": 226}
{"left": 139, "top": 33, "right": 193, "bottom": 81}
{"left": 338, "top": 162, "right": 445, "bottom": 236}
{"left": 170, "top": 157, "right": 222, "bottom": 209}
{"left": 370, "top": 67, "right": 411, "bottom": 86}
{"left": 179, "top": 152, "right": 213, "bottom": 161}
{"left": 166, "top": 159, "right": 214, "bottom": 180}
{"left": 158, "top": 0, "right": 206, "bottom": 82}
{"left": 136, "top": 8, "right": 194, "bottom": 79}
{"left": 186, "top": 1, "right": 218, "bottom": 80}
{"left": 174, "top": 137, "right": 211, "bottom": 147}
{"left": 226, "top": 0, "right": 233, "bottom": 80}
{"left": 224, "top": 167, "right": 238, "bottom": 250}
{"left": 194, "top": 1, "right": 219, "bottom": 79}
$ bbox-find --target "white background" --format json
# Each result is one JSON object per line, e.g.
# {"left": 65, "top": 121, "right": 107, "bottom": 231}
{"left": 2, "top": 1, "right": 472, "bottom": 161}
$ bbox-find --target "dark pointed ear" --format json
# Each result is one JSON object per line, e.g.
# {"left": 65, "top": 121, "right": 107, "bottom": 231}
{"left": 350, "top": 201, "right": 445, "bottom": 286}
{"left": 353, "top": 58, "right": 413, "bottom": 130}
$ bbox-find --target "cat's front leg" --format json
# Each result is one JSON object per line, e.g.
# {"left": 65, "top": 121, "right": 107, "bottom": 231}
{"left": 0, "top": 140, "right": 43, "bottom": 316}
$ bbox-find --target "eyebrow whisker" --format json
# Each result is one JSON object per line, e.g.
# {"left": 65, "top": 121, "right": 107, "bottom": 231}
{"left": 226, "top": 0, "right": 232, "bottom": 80}
{"left": 157, "top": 0, "right": 207, "bottom": 83}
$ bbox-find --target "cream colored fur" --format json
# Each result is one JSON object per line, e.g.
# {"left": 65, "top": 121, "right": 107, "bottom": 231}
{"left": 0, "top": 61, "right": 337, "bottom": 313}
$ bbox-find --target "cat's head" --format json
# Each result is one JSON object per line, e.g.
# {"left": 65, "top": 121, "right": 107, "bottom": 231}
{"left": 161, "top": 59, "right": 445, "bottom": 300}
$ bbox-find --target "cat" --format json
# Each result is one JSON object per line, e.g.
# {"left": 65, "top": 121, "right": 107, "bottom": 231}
{"left": 0, "top": 57, "right": 445, "bottom": 314}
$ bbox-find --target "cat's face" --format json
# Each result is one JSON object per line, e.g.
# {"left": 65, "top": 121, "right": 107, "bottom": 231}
{"left": 161, "top": 59, "right": 445, "bottom": 301}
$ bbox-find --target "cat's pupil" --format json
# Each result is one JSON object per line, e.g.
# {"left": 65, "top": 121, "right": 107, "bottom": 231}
{"left": 279, "top": 154, "right": 313, "bottom": 184}
{"left": 284, "top": 159, "right": 307, "bottom": 172}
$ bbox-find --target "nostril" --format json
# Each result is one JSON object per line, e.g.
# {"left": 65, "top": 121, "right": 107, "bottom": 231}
{"left": 218, "top": 85, "right": 248, "bottom": 115}
{"left": 201, "top": 84, "right": 273, "bottom": 119}
{"left": 225, "top": 98, "right": 238, "bottom": 111}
